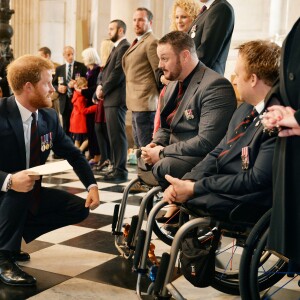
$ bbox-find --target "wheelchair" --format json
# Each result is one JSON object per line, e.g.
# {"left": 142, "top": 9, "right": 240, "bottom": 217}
{"left": 239, "top": 208, "right": 299, "bottom": 300}
{"left": 132, "top": 198, "right": 288, "bottom": 299}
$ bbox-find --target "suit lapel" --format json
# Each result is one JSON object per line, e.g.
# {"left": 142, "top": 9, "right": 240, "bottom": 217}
{"left": 125, "top": 32, "right": 150, "bottom": 56}
{"left": 171, "top": 65, "right": 206, "bottom": 128}
{"left": 7, "top": 97, "right": 27, "bottom": 168}
{"left": 218, "top": 107, "right": 262, "bottom": 168}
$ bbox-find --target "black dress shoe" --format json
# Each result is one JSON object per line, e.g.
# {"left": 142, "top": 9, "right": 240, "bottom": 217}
{"left": 156, "top": 212, "right": 180, "bottom": 224}
{"left": 103, "top": 171, "right": 128, "bottom": 181}
{"left": 0, "top": 254, "right": 36, "bottom": 286}
{"left": 11, "top": 251, "right": 30, "bottom": 262}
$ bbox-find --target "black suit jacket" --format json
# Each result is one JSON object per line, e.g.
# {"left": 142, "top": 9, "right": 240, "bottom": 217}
{"left": 53, "top": 61, "right": 87, "bottom": 113}
{"left": 0, "top": 96, "right": 96, "bottom": 195}
{"left": 183, "top": 102, "right": 277, "bottom": 211}
{"left": 268, "top": 17, "right": 300, "bottom": 262}
{"left": 100, "top": 39, "right": 130, "bottom": 107}
{"left": 188, "top": 0, "right": 234, "bottom": 75}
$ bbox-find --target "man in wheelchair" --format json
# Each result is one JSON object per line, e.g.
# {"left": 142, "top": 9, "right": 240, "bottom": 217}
{"left": 163, "top": 40, "right": 281, "bottom": 220}
{"left": 140, "top": 31, "right": 236, "bottom": 221}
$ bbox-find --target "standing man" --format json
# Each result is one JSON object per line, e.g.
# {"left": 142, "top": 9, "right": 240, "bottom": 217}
{"left": 163, "top": 40, "right": 281, "bottom": 217}
{"left": 96, "top": 20, "right": 130, "bottom": 181}
{"left": 53, "top": 46, "right": 87, "bottom": 136}
{"left": 0, "top": 55, "right": 100, "bottom": 286}
{"left": 122, "top": 7, "right": 160, "bottom": 148}
{"left": 38, "top": 46, "right": 61, "bottom": 121}
{"left": 188, "top": 0, "right": 234, "bottom": 75}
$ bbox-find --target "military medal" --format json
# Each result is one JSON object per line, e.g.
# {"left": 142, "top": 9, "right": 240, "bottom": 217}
{"left": 41, "top": 135, "right": 46, "bottom": 152}
{"left": 241, "top": 146, "right": 249, "bottom": 170}
{"left": 45, "top": 133, "right": 50, "bottom": 150}
{"left": 49, "top": 132, "right": 53, "bottom": 148}
{"left": 191, "top": 25, "right": 197, "bottom": 38}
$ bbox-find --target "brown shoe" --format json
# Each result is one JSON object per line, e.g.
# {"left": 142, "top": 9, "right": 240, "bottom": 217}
{"left": 128, "top": 182, "right": 150, "bottom": 193}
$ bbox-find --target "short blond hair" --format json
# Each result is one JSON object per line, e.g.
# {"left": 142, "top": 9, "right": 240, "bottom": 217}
{"left": 76, "top": 77, "right": 88, "bottom": 89}
{"left": 7, "top": 55, "right": 53, "bottom": 95}
{"left": 170, "top": 0, "right": 201, "bottom": 31}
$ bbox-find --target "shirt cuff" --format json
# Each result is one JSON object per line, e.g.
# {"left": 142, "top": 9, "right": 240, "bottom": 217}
{"left": 1, "top": 174, "right": 12, "bottom": 192}
{"left": 87, "top": 183, "right": 98, "bottom": 192}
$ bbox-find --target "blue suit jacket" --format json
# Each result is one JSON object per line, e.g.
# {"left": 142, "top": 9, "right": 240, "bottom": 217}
{"left": 0, "top": 96, "right": 96, "bottom": 196}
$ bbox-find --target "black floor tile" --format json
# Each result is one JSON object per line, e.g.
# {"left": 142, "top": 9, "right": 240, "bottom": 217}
{"left": 21, "top": 240, "right": 54, "bottom": 254}
{"left": 0, "top": 267, "right": 71, "bottom": 300}
{"left": 99, "top": 185, "right": 125, "bottom": 193}
{"left": 77, "top": 256, "right": 151, "bottom": 291}
{"left": 76, "top": 213, "right": 113, "bottom": 229}
{"left": 60, "top": 230, "right": 119, "bottom": 255}
{"left": 42, "top": 177, "right": 77, "bottom": 185}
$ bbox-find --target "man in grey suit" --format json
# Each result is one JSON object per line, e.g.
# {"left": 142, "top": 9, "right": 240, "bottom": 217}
{"left": 141, "top": 31, "right": 236, "bottom": 192}
{"left": 188, "top": 0, "right": 234, "bottom": 75}
{"left": 163, "top": 40, "right": 281, "bottom": 217}
{"left": 96, "top": 20, "right": 130, "bottom": 181}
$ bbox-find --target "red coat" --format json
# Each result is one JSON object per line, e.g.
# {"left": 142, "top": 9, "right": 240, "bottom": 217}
{"left": 70, "top": 91, "right": 97, "bottom": 134}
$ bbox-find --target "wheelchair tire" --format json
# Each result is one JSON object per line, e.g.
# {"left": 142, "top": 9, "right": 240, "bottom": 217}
{"left": 249, "top": 229, "right": 288, "bottom": 300}
{"left": 239, "top": 209, "right": 287, "bottom": 300}
{"left": 146, "top": 195, "right": 174, "bottom": 246}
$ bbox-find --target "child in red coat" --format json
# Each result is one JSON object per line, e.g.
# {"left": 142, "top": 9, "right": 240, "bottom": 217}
{"left": 70, "top": 77, "right": 97, "bottom": 152}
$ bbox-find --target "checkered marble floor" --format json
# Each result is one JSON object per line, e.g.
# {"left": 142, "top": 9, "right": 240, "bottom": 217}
{"left": 2, "top": 157, "right": 299, "bottom": 299}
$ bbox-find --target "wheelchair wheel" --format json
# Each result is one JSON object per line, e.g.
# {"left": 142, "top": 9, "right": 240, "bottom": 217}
{"left": 239, "top": 209, "right": 288, "bottom": 300}
{"left": 249, "top": 229, "right": 288, "bottom": 300}
{"left": 146, "top": 194, "right": 175, "bottom": 246}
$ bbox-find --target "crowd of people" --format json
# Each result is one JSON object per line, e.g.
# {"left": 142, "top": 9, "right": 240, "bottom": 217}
{"left": 0, "top": 0, "right": 299, "bottom": 290}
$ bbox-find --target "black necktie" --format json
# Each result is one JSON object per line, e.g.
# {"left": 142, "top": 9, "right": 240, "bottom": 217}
{"left": 29, "top": 112, "right": 41, "bottom": 214}
{"left": 218, "top": 109, "right": 259, "bottom": 158}
{"left": 67, "top": 64, "right": 72, "bottom": 97}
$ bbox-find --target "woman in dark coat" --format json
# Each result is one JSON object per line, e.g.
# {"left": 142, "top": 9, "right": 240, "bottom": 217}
{"left": 263, "top": 17, "right": 300, "bottom": 270}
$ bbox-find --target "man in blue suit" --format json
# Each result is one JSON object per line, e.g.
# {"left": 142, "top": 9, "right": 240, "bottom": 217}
{"left": 0, "top": 55, "right": 100, "bottom": 286}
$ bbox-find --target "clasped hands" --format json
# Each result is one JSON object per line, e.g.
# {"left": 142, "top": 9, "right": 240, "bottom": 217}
{"left": 140, "top": 143, "right": 163, "bottom": 165}
{"left": 261, "top": 105, "right": 300, "bottom": 137}
{"left": 163, "top": 175, "right": 195, "bottom": 204}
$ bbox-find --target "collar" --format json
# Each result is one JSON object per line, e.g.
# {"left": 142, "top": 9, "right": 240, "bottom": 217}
{"left": 254, "top": 100, "right": 265, "bottom": 114}
{"left": 180, "top": 62, "right": 200, "bottom": 90}
{"left": 15, "top": 98, "right": 38, "bottom": 123}
{"left": 136, "top": 29, "right": 152, "bottom": 41}
{"left": 203, "top": 0, "right": 215, "bottom": 9}
{"left": 114, "top": 37, "right": 126, "bottom": 47}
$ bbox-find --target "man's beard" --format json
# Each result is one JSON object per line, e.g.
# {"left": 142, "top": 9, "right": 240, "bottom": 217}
{"left": 110, "top": 32, "right": 119, "bottom": 43}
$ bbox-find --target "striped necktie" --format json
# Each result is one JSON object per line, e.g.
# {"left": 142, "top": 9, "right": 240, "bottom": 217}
{"left": 67, "top": 64, "right": 72, "bottom": 97}
{"left": 218, "top": 108, "right": 259, "bottom": 158}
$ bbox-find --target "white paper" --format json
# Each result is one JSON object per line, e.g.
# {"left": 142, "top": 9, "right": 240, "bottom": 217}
{"left": 27, "top": 160, "right": 72, "bottom": 175}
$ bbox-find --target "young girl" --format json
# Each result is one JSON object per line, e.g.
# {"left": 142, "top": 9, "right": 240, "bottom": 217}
{"left": 70, "top": 77, "right": 97, "bottom": 153}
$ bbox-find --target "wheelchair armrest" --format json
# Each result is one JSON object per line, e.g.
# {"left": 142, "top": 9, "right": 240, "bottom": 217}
{"left": 229, "top": 202, "right": 270, "bottom": 225}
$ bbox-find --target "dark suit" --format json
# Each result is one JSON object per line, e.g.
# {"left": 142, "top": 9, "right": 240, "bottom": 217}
{"left": 152, "top": 63, "right": 236, "bottom": 188}
{"left": 99, "top": 39, "right": 130, "bottom": 174}
{"left": 268, "top": 17, "right": 300, "bottom": 266}
{"left": 53, "top": 61, "right": 87, "bottom": 135}
{"left": 188, "top": 0, "right": 234, "bottom": 75}
{"left": 0, "top": 96, "right": 96, "bottom": 251}
{"left": 183, "top": 102, "right": 277, "bottom": 216}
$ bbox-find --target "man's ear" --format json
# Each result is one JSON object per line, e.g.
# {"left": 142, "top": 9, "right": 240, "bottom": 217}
{"left": 250, "top": 73, "right": 258, "bottom": 87}
{"left": 24, "top": 82, "right": 33, "bottom": 93}
{"left": 181, "top": 49, "right": 190, "bottom": 63}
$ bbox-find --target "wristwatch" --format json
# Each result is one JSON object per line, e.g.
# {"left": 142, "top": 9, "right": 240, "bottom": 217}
{"left": 159, "top": 148, "right": 165, "bottom": 160}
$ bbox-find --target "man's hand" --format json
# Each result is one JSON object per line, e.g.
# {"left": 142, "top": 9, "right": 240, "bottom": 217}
{"left": 68, "top": 79, "right": 76, "bottom": 89}
{"left": 141, "top": 144, "right": 163, "bottom": 165}
{"left": 163, "top": 175, "right": 195, "bottom": 204}
{"left": 11, "top": 171, "right": 40, "bottom": 192}
{"left": 85, "top": 186, "right": 100, "bottom": 210}
{"left": 96, "top": 85, "right": 104, "bottom": 100}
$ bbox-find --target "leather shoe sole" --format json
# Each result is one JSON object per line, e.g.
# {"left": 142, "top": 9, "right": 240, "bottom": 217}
{"left": 11, "top": 251, "right": 30, "bottom": 262}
